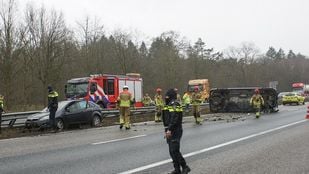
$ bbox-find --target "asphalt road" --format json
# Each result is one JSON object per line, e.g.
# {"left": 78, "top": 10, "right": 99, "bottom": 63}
{"left": 0, "top": 104, "right": 308, "bottom": 174}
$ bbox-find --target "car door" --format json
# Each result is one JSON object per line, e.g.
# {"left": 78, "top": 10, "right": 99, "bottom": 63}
{"left": 64, "top": 102, "right": 83, "bottom": 124}
{"left": 77, "top": 100, "right": 93, "bottom": 123}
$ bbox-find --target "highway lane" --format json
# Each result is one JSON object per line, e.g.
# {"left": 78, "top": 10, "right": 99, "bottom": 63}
{"left": 0, "top": 105, "right": 307, "bottom": 174}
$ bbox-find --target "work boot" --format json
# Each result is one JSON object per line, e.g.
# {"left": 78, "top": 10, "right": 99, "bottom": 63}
{"left": 119, "top": 124, "right": 123, "bottom": 129}
{"left": 256, "top": 112, "right": 260, "bottom": 119}
{"left": 181, "top": 166, "right": 191, "bottom": 174}
{"left": 125, "top": 126, "right": 131, "bottom": 130}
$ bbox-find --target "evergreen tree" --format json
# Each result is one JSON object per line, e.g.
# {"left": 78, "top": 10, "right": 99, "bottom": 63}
{"left": 287, "top": 50, "right": 296, "bottom": 59}
{"left": 266, "top": 47, "right": 277, "bottom": 59}
{"left": 275, "top": 48, "right": 285, "bottom": 59}
{"left": 139, "top": 42, "right": 148, "bottom": 59}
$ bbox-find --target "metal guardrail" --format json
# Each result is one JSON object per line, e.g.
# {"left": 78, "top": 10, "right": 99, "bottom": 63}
{"left": 0, "top": 103, "right": 209, "bottom": 128}
{"left": 1, "top": 111, "right": 41, "bottom": 128}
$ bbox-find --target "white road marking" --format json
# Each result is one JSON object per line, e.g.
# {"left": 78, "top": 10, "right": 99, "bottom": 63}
{"left": 119, "top": 119, "right": 307, "bottom": 174}
{"left": 92, "top": 135, "right": 147, "bottom": 145}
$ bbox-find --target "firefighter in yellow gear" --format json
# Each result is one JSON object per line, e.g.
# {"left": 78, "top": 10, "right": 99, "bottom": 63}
{"left": 191, "top": 86, "right": 203, "bottom": 124}
{"left": 250, "top": 88, "right": 264, "bottom": 118}
{"left": 142, "top": 93, "right": 152, "bottom": 107}
{"left": 182, "top": 91, "right": 191, "bottom": 113}
{"left": 118, "top": 85, "right": 133, "bottom": 129}
{"left": 154, "top": 88, "right": 164, "bottom": 122}
{"left": 0, "top": 94, "right": 4, "bottom": 133}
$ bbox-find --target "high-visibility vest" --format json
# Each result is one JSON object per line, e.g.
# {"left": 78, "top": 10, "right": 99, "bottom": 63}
{"left": 119, "top": 90, "right": 132, "bottom": 107}
{"left": 191, "top": 92, "right": 202, "bottom": 105}
{"left": 48, "top": 91, "right": 58, "bottom": 108}
{"left": 250, "top": 94, "right": 264, "bottom": 106}
{"left": 182, "top": 93, "right": 191, "bottom": 104}
{"left": 162, "top": 102, "right": 183, "bottom": 128}
{"left": 142, "top": 96, "right": 152, "bottom": 105}
{"left": 154, "top": 94, "right": 164, "bottom": 106}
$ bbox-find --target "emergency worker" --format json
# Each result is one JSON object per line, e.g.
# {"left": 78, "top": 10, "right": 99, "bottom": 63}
{"left": 162, "top": 89, "right": 191, "bottom": 174}
{"left": 118, "top": 85, "right": 133, "bottom": 129}
{"left": 250, "top": 88, "right": 264, "bottom": 118}
{"left": 191, "top": 86, "right": 203, "bottom": 124}
{"left": 0, "top": 94, "right": 4, "bottom": 133}
{"left": 154, "top": 88, "right": 164, "bottom": 122}
{"left": 142, "top": 93, "right": 152, "bottom": 107}
{"left": 47, "top": 86, "right": 58, "bottom": 132}
{"left": 182, "top": 91, "right": 191, "bottom": 113}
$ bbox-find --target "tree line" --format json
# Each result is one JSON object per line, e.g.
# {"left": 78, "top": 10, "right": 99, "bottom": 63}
{"left": 0, "top": 0, "right": 308, "bottom": 111}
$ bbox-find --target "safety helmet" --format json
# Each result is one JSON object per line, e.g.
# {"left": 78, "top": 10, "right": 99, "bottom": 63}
{"left": 194, "top": 86, "right": 199, "bottom": 91}
{"left": 156, "top": 88, "right": 162, "bottom": 92}
{"left": 123, "top": 85, "right": 129, "bottom": 89}
{"left": 254, "top": 88, "right": 259, "bottom": 94}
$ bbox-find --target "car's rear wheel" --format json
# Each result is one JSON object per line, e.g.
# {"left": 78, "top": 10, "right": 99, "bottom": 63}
{"left": 92, "top": 115, "right": 101, "bottom": 127}
{"left": 56, "top": 118, "right": 64, "bottom": 131}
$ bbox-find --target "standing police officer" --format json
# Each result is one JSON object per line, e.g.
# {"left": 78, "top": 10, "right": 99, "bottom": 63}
{"left": 163, "top": 89, "right": 191, "bottom": 174}
{"left": 47, "top": 86, "right": 58, "bottom": 132}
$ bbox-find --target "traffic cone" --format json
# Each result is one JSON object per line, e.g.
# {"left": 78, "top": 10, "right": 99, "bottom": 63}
{"left": 306, "top": 106, "right": 309, "bottom": 119}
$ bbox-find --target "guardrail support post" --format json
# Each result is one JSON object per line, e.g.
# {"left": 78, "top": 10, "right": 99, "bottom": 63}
{"left": 8, "top": 119, "right": 16, "bottom": 128}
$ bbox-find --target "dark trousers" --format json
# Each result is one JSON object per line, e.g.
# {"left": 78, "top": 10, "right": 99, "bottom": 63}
{"left": 49, "top": 108, "right": 57, "bottom": 130}
{"left": 168, "top": 130, "right": 187, "bottom": 173}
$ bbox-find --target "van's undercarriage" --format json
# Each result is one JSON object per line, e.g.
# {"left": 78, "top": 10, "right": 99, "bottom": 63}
{"left": 209, "top": 88, "right": 279, "bottom": 113}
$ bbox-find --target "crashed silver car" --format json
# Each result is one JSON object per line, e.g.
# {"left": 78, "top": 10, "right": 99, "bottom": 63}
{"left": 209, "top": 87, "right": 279, "bottom": 113}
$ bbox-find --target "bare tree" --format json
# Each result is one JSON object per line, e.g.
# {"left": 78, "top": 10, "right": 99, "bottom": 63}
{"left": 24, "top": 5, "right": 71, "bottom": 103}
{"left": 0, "top": 0, "right": 25, "bottom": 109}
{"left": 112, "top": 29, "right": 132, "bottom": 74}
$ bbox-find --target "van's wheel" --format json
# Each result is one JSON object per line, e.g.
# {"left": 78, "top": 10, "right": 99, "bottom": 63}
{"left": 56, "top": 118, "right": 64, "bottom": 131}
{"left": 92, "top": 115, "right": 101, "bottom": 127}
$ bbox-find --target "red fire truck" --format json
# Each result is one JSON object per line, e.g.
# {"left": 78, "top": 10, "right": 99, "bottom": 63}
{"left": 65, "top": 73, "right": 143, "bottom": 108}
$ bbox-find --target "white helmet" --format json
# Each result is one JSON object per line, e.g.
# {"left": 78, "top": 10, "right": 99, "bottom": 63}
{"left": 123, "top": 85, "right": 129, "bottom": 89}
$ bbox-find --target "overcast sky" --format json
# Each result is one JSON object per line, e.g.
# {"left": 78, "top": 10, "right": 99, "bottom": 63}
{"left": 20, "top": 0, "right": 309, "bottom": 55}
